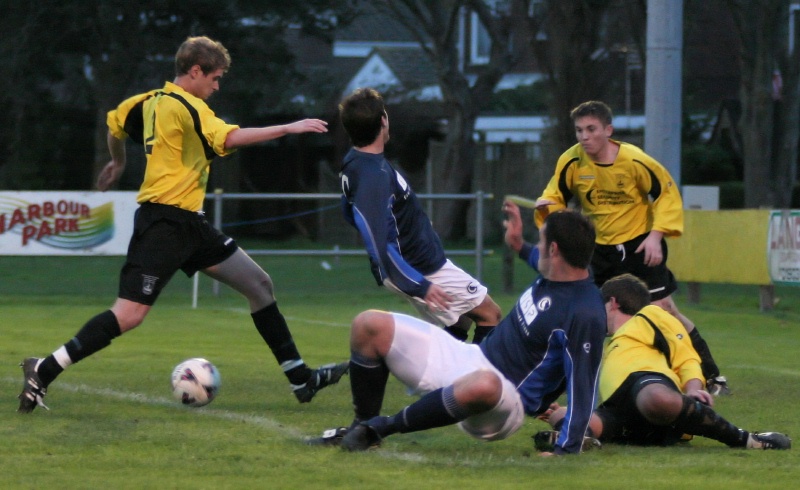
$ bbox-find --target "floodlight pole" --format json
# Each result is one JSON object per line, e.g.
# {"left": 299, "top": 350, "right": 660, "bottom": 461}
{"left": 645, "top": 0, "right": 683, "bottom": 187}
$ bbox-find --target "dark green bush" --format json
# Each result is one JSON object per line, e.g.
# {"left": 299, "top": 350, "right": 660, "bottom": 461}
{"left": 681, "top": 143, "right": 738, "bottom": 184}
{"left": 718, "top": 181, "right": 744, "bottom": 209}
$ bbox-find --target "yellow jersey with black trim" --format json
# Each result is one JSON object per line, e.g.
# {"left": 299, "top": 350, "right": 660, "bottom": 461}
{"left": 107, "top": 81, "right": 239, "bottom": 212}
{"left": 534, "top": 140, "right": 683, "bottom": 245}
{"left": 598, "top": 305, "right": 704, "bottom": 403}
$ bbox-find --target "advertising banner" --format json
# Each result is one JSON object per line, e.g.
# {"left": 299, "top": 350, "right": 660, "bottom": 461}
{"left": 768, "top": 209, "right": 800, "bottom": 285}
{"left": 0, "top": 191, "right": 137, "bottom": 255}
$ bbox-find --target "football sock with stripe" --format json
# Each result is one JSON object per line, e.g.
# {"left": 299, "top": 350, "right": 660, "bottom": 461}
{"left": 672, "top": 396, "right": 748, "bottom": 447}
{"left": 38, "top": 309, "right": 122, "bottom": 387}
{"left": 368, "top": 385, "right": 470, "bottom": 438}
{"left": 251, "top": 303, "right": 311, "bottom": 384}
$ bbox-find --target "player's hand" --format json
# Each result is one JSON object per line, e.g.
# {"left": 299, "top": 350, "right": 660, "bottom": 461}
{"left": 96, "top": 160, "right": 122, "bottom": 191}
{"left": 424, "top": 284, "right": 452, "bottom": 314}
{"left": 635, "top": 231, "right": 664, "bottom": 266}
{"left": 284, "top": 119, "right": 328, "bottom": 134}
{"left": 535, "top": 198, "right": 555, "bottom": 210}
{"left": 536, "top": 402, "right": 562, "bottom": 422}
{"left": 687, "top": 388, "right": 714, "bottom": 408}
{"left": 502, "top": 200, "right": 524, "bottom": 252}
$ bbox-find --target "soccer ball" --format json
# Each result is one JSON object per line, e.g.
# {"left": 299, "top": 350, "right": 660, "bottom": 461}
{"left": 171, "top": 358, "right": 221, "bottom": 407}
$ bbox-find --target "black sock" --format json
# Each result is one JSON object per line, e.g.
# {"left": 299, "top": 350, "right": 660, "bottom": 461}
{"left": 689, "top": 327, "right": 721, "bottom": 380}
{"left": 251, "top": 303, "right": 310, "bottom": 384}
{"left": 472, "top": 325, "right": 494, "bottom": 344}
{"left": 672, "top": 396, "right": 748, "bottom": 447}
{"left": 369, "top": 385, "right": 470, "bottom": 438}
{"left": 349, "top": 352, "right": 390, "bottom": 422}
{"left": 38, "top": 310, "right": 122, "bottom": 387}
{"left": 443, "top": 326, "right": 469, "bottom": 342}
{"left": 37, "top": 357, "right": 63, "bottom": 387}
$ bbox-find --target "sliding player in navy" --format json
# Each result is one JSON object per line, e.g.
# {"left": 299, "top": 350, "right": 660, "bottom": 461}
{"left": 337, "top": 88, "right": 500, "bottom": 343}
{"left": 311, "top": 210, "right": 606, "bottom": 455}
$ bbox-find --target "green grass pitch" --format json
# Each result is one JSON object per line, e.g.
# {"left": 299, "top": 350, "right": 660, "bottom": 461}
{"left": 2, "top": 251, "right": 800, "bottom": 489}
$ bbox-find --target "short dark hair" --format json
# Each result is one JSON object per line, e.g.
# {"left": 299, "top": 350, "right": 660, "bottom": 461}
{"left": 543, "top": 210, "right": 595, "bottom": 269}
{"left": 175, "top": 36, "right": 231, "bottom": 76}
{"left": 601, "top": 274, "right": 651, "bottom": 315}
{"left": 570, "top": 100, "right": 613, "bottom": 126}
{"left": 339, "top": 88, "right": 386, "bottom": 147}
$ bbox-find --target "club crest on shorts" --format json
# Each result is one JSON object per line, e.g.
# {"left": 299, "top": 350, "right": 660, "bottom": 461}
{"left": 467, "top": 282, "right": 478, "bottom": 294}
{"left": 142, "top": 275, "right": 159, "bottom": 295}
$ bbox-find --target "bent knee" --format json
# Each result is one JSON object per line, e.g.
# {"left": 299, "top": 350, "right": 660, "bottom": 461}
{"left": 459, "top": 370, "right": 503, "bottom": 410}
{"left": 351, "top": 309, "right": 393, "bottom": 339}
{"left": 352, "top": 309, "right": 391, "bottom": 329}
{"left": 637, "top": 387, "right": 683, "bottom": 424}
{"left": 117, "top": 308, "right": 148, "bottom": 331}
{"left": 350, "top": 310, "right": 395, "bottom": 356}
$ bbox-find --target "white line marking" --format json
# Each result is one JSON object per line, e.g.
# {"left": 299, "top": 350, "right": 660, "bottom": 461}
{"left": 727, "top": 364, "right": 800, "bottom": 378}
{"left": 214, "top": 306, "right": 351, "bottom": 328}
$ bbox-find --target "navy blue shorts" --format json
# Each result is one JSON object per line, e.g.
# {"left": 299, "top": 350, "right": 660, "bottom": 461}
{"left": 118, "top": 202, "right": 238, "bottom": 305}
{"left": 592, "top": 233, "right": 677, "bottom": 301}
{"left": 595, "top": 371, "right": 685, "bottom": 446}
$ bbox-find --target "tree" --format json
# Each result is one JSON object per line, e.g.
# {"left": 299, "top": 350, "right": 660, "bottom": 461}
{"left": 525, "top": 1, "right": 646, "bottom": 160}
{"left": 0, "top": 2, "right": 96, "bottom": 189}
{"left": 727, "top": 0, "right": 800, "bottom": 208}
{"left": 0, "top": 0, "right": 355, "bottom": 190}
{"left": 373, "top": 0, "right": 519, "bottom": 239}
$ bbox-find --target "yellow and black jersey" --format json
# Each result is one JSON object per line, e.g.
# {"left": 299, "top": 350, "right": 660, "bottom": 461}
{"left": 534, "top": 140, "right": 683, "bottom": 245}
{"left": 107, "top": 81, "right": 239, "bottom": 212}
{"left": 598, "top": 305, "right": 704, "bottom": 403}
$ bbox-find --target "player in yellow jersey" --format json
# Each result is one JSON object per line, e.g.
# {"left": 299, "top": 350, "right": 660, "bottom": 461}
{"left": 18, "top": 36, "right": 346, "bottom": 413}
{"left": 531, "top": 100, "right": 729, "bottom": 396}
{"left": 535, "top": 274, "right": 790, "bottom": 451}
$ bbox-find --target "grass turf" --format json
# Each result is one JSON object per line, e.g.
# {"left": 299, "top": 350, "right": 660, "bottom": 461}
{"left": 2, "top": 251, "right": 800, "bottom": 489}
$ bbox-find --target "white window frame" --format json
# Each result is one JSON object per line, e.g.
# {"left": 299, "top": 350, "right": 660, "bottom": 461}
{"left": 470, "top": 12, "right": 491, "bottom": 65}
{"left": 790, "top": 4, "right": 800, "bottom": 54}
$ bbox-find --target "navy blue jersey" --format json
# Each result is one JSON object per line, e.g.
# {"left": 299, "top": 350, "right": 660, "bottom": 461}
{"left": 481, "top": 276, "right": 606, "bottom": 454}
{"left": 340, "top": 148, "right": 446, "bottom": 298}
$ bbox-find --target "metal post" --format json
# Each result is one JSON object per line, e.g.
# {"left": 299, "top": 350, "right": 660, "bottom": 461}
{"left": 645, "top": 0, "right": 683, "bottom": 186}
{"left": 475, "top": 190, "right": 485, "bottom": 281}
{"left": 192, "top": 273, "right": 199, "bottom": 309}
{"left": 425, "top": 155, "right": 434, "bottom": 219}
{"left": 213, "top": 189, "right": 223, "bottom": 297}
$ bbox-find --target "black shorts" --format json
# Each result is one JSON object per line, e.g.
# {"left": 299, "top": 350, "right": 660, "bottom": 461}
{"left": 592, "top": 233, "right": 677, "bottom": 300}
{"left": 595, "top": 372, "right": 685, "bottom": 446}
{"left": 118, "top": 202, "right": 238, "bottom": 305}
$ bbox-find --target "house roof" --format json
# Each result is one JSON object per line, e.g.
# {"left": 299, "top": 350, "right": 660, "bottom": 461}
{"left": 335, "top": 3, "right": 417, "bottom": 43}
{"left": 342, "top": 47, "right": 439, "bottom": 98}
{"left": 373, "top": 48, "right": 439, "bottom": 89}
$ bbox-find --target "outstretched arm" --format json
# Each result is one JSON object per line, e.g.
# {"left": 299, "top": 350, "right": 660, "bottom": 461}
{"left": 502, "top": 200, "right": 525, "bottom": 253}
{"left": 503, "top": 199, "right": 540, "bottom": 271}
{"left": 224, "top": 118, "right": 328, "bottom": 149}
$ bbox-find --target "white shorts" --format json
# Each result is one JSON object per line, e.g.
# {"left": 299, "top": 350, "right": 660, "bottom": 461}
{"left": 383, "top": 259, "right": 488, "bottom": 327}
{"left": 385, "top": 313, "right": 524, "bottom": 441}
